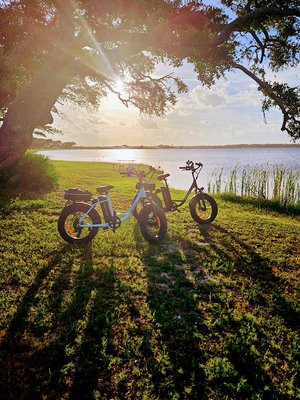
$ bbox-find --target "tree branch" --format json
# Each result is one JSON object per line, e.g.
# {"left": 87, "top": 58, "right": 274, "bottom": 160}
{"left": 102, "top": 80, "right": 130, "bottom": 108}
{"left": 248, "top": 30, "right": 266, "bottom": 62}
{"left": 211, "top": 7, "right": 300, "bottom": 47}
{"left": 231, "top": 62, "right": 289, "bottom": 131}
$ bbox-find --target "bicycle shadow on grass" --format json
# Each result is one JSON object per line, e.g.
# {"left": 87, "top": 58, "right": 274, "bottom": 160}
{"left": 133, "top": 218, "right": 295, "bottom": 400}
{"left": 176, "top": 221, "right": 297, "bottom": 398}
{"left": 210, "top": 223, "right": 299, "bottom": 330}
{"left": 1, "top": 217, "right": 296, "bottom": 400}
{"left": 133, "top": 223, "right": 208, "bottom": 399}
{"left": 0, "top": 242, "right": 119, "bottom": 400}
{"left": 0, "top": 244, "right": 75, "bottom": 398}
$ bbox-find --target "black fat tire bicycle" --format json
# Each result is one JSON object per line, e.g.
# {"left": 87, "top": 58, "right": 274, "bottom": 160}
{"left": 149, "top": 160, "right": 218, "bottom": 225}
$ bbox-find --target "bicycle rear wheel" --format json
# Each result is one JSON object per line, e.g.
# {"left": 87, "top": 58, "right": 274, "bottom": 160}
{"left": 189, "top": 193, "right": 218, "bottom": 224}
{"left": 58, "top": 202, "right": 101, "bottom": 244}
{"left": 138, "top": 204, "right": 167, "bottom": 242}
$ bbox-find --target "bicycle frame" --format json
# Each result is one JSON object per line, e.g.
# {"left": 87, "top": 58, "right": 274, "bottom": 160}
{"left": 77, "top": 185, "right": 147, "bottom": 230}
{"left": 159, "top": 165, "right": 204, "bottom": 210}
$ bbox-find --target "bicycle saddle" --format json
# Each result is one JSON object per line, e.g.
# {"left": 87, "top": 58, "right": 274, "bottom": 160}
{"left": 157, "top": 173, "right": 170, "bottom": 181}
{"left": 97, "top": 185, "right": 114, "bottom": 193}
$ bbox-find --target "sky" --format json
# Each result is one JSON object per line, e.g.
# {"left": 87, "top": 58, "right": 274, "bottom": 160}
{"left": 52, "top": 62, "right": 299, "bottom": 147}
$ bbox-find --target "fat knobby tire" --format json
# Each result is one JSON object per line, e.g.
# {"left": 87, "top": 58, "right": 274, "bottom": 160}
{"left": 138, "top": 204, "right": 167, "bottom": 242}
{"left": 189, "top": 193, "right": 218, "bottom": 224}
{"left": 58, "top": 202, "right": 101, "bottom": 244}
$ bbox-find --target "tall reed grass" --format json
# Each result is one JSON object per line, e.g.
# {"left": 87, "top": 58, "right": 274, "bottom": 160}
{"left": 208, "top": 164, "right": 300, "bottom": 206}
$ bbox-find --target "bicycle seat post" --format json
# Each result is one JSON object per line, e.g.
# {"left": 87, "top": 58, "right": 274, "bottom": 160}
{"left": 164, "top": 177, "right": 169, "bottom": 189}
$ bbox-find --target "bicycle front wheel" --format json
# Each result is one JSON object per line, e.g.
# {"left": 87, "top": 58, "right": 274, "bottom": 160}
{"left": 58, "top": 202, "right": 101, "bottom": 244}
{"left": 132, "top": 192, "right": 163, "bottom": 219}
{"left": 138, "top": 204, "right": 167, "bottom": 242}
{"left": 189, "top": 193, "right": 218, "bottom": 224}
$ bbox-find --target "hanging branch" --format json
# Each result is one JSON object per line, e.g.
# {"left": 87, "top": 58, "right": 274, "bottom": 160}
{"left": 211, "top": 7, "right": 300, "bottom": 47}
{"left": 232, "top": 62, "right": 290, "bottom": 132}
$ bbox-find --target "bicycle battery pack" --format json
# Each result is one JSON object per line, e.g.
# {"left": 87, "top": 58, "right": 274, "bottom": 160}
{"left": 161, "top": 187, "right": 173, "bottom": 211}
{"left": 98, "top": 195, "right": 113, "bottom": 222}
{"left": 64, "top": 188, "right": 92, "bottom": 202}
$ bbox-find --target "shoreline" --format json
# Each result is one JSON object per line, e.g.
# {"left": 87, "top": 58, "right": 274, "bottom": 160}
{"left": 33, "top": 143, "right": 300, "bottom": 151}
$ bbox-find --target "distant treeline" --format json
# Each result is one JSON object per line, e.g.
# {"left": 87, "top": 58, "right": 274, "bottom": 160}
{"left": 31, "top": 138, "right": 77, "bottom": 149}
{"left": 31, "top": 138, "right": 300, "bottom": 150}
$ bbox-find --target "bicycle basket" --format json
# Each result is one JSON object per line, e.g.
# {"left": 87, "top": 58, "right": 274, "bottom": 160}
{"left": 64, "top": 188, "right": 92, "bottom": 202}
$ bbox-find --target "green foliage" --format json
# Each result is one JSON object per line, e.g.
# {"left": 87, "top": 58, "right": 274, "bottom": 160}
{"left": 0, "top": 152, "right": 58, "bottom": 198}
{"left": 261, "top": 83, "right": 300, "bottom": 140}
{"left": 34, "top": 124, "right": 63, "bottom": 138}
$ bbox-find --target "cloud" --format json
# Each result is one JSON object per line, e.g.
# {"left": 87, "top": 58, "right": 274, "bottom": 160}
{"left": 49, "top": 63, "right": 298, "bottom": 147}
{"left": 177, "top": 109, "right": 193, "bottom": 117}
{"left": 88, "top": 115, "right": 106, "bottom": 125}
{"left": 138, "top": 118, "right": 158, "bottom": 129}
{"left": 190, "top": 85, "right": 227, "bottom": 108}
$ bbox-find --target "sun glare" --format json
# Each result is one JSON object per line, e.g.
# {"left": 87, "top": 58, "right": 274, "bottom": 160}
{"left": 113, "top": 79, "right": 127, "bottom": 97}
{"left": 110, "top": 149, "right": 138, "bottom": 161}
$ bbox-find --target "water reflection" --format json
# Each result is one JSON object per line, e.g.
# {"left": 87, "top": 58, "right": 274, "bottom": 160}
{"left": 38, "top": 148, "right": 300, "bottom": 191}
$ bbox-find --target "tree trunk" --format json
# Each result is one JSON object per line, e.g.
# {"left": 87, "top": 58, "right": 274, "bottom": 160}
{"left": 0, "top": 49, "right": 76, "bottom": 168}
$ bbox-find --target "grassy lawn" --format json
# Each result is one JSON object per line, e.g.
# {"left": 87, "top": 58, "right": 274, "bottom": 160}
{"left": 0, "top": 160, "right": 299, "bottom": 400}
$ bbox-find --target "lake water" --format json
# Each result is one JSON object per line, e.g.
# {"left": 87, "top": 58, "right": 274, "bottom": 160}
{"left": 39, "top": 147, "right": 300, "bottom": 191}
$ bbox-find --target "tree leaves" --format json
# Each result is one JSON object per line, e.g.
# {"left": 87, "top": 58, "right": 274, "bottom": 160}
{"left": 0, "top": 0, "right": 299, "bottom": 144}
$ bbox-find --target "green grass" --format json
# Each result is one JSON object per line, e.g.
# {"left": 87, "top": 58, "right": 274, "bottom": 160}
{"left": 0, "top": 160, "right": 299, "bottom": 400}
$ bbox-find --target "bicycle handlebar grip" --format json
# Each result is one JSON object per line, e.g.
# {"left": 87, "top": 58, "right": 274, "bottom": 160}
{"left": 179, "top": 166, "right": 187, "bottom": 170}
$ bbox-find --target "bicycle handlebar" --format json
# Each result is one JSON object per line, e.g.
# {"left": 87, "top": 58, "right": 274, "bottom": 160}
{"left": 179, "top": 161, "right": 203, "bottom": 172}
{"left": 136, "top": 165, "right": 156, "bottom": 179}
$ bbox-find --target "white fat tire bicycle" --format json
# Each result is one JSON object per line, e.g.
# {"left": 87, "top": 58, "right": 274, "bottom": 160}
{"left": 57, "top": 173, "right": 167, "bottom": 244}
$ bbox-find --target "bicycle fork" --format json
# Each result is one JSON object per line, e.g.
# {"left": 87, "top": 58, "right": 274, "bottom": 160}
{"left": 196, "top": 191, "right": 207, "bottom": 211}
